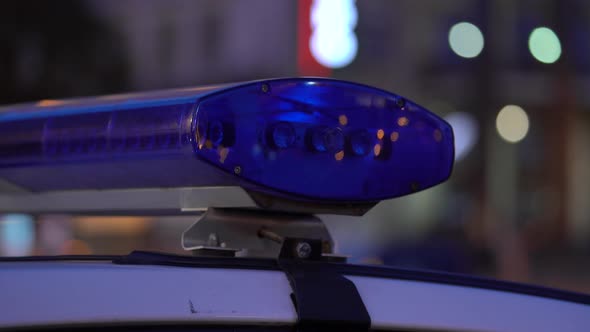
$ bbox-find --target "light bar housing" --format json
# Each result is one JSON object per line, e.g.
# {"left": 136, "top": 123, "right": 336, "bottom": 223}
{"left": 0, "top": 78, "right": 454, "bottom": 210}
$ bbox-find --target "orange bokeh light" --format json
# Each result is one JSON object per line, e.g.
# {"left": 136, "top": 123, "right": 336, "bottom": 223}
{"left": 377, "top": 129, "right": 385, "bottom": 140}
{"left": 397, "top": 117, "right": 409, "bottom": 127}
{"left": 390, "top": 131, "right": 399, "bottom": 142}
{"left": 373, "top": 144, "right": 381, "bottom": 156}
{"left": 339, "top": 115, "right": 348, "bottom": 126}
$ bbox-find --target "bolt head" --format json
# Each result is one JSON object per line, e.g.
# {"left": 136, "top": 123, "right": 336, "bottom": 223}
{"left": 295, "top": 242, "right": 312, "bottom": 259}
{"left": 396, "top": 98, "right": 406, "bottom": 109}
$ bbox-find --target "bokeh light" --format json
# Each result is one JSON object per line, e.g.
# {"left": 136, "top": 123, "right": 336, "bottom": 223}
{"left": 444, "top": 112, "right": 478, "bottom": 161}
{"left": 448, "top": 22, "right": 485, "bottom": 58}
{"left": 528, "top": 27, "right": 561, "bottom": 64}
{"left": 339, "top": 114, "right": 348, "bottom": 126}
{"left": 310, "top": 0, "right": 358, "bottom": 68}
{"left": 397, "top": 116, "right": 409, "bottom": 127}
{"left": 496, "top": 105, "right": 530, "bottom": 143}
{"left": 376, "top": 129, "right": 384, "bottom": 139}
{"left": 373, "top": 143, "right": 381, "bottom": 156}
{"left": 0, "top": 214, "right": 35, "bottom": 256}
{"left": 390, "top": 131, "right": 399, "bottom": 142}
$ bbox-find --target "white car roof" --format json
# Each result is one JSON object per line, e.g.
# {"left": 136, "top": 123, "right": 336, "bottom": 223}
{"left": 1, "top": 256, "right": 589, "bottom": 332}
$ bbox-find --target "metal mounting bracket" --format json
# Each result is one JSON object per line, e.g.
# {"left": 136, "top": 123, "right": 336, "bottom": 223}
{"left": 181, "top": 208, "right": 335, "bottom": 258}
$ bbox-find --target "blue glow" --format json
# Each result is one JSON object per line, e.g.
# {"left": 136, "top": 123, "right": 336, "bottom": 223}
{"left": 275, "top": 111, "right": 318, "bottom": 123}
{"left": 349, "top": 131, "right": 371, "bottom": 156}
{"left": 270, "top": 122, "right": 296, "bottom": 149}
{"left": 0, "top": 78, "right": 454, "bottom": 202}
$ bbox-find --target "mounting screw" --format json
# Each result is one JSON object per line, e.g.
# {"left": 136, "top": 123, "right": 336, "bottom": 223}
{"left": 261, "top": 83, "right": 270, "bottom": 93}
{"left": 207, "top": 233, "right": 220, "bottom": 246}
{"left": 396, "top": 98, "right": 406, "bottom": 109}
{"left": 295, "top": 242, "right": 312, "bottom": 259}
{"left": 234, "top": 166, "right": 242, "bottom": 175}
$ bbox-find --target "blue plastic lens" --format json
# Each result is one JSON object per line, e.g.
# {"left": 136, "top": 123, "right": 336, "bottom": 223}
{"left": 0, "top": 78, "right": 454, "bottom": 202}
{"left": 0, "top": 86, "right": 224, "bottom": 191}
{"left": 194, "top": 78, "right": 454, "bottom": 201}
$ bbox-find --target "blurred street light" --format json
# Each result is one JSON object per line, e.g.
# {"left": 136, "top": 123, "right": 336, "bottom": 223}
{"left": 448, "top": 22, "right": 484, "bottom": 58}
{"left": 310, "top": 0, "right": 358, "bottom": 68}
{"left": 0, "top": 214, "right": 35, "bottom": 256}
{"left": 528, "top": 27, "right": 562, "bottom": 64}
{"left": 496, "top": 105, "right": 530, "bottom": 143}
{"left": 444, "top": 112, "right": 479, "bottom": 161}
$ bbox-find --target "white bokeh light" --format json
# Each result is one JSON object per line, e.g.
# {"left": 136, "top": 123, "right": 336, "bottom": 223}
{"left": 496, "top": 105, "right": 530, "bottom": 143}
{"left": 448, "top": 22, "right": 485, "bottom": 58}
{"left": 444, "top": 112, "right": 478, "bottom": 161}
{"left": 310, "top": 0, "right": 358, "bottom": 68}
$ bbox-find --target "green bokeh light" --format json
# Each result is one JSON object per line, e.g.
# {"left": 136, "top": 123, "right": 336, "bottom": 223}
{"left": 528, "top": 27, "right": 561, "bottom": 64}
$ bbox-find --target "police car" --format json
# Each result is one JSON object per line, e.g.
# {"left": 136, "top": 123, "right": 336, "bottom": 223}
{"left": 0, "top": 78, "right": 588, "bottom": 331}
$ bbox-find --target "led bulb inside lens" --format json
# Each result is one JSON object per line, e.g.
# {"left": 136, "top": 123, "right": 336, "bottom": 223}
{"left": 209, "top": 121, "right": 224, "bottom": 146}
{"left": 309, "top": 127, "right": 344, "bottom": 152}
{"left": 348, "top": 130, "right": 371, "bottom": 156}
{"left": 269, "top": 122, "right": 296, "bottom": 149}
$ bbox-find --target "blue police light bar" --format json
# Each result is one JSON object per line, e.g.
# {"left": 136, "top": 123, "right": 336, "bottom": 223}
{"left": 0, "top": 78, "right": 453, "bottom": 206}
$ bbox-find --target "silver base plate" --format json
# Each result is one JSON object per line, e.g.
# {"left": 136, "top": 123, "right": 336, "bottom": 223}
{"left": 182, "top": 208, "right": 334, "bottom": 258}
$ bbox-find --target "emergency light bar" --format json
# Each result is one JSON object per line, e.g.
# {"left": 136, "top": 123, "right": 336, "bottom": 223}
{"left": 0, "top": 78, "right": 453, "bottom": 211}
